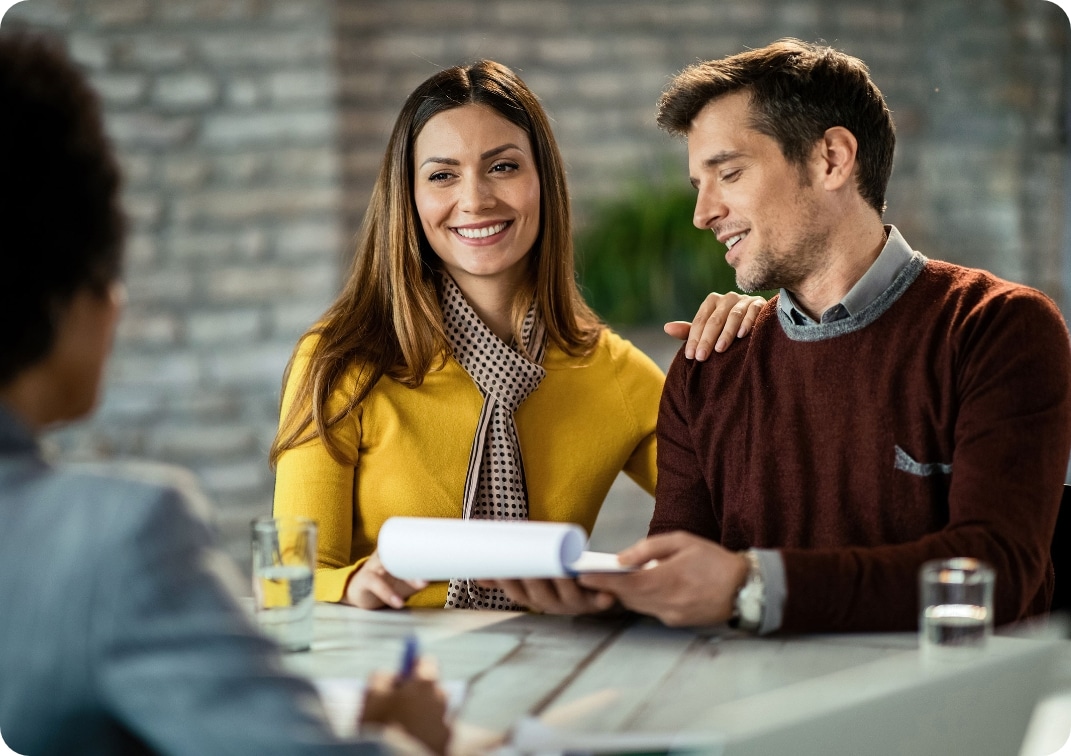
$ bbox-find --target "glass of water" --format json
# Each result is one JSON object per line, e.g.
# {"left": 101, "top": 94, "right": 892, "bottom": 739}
{"left": 252, "top": 515, "right": 317, "bottom": 652}
{"left": 919, "top": 557, "right": 994, "bottom": 662}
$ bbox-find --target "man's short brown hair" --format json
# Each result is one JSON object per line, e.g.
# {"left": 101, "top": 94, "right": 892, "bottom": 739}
{"left": 657, "top": 38, "right": 895, "bottom": 215}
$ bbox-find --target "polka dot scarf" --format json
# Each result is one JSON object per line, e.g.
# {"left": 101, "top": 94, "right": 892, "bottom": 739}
{"left": 439, "top": 273, "right": 547, "bottom": 610}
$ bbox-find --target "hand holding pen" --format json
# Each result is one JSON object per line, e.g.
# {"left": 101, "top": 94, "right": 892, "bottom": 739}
{"left": 361, "top": 634, "right": 450, "bottom": 754}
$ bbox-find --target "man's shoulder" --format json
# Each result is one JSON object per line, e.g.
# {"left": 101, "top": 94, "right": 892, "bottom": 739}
{"left": 921, "top": 260, "right": 1055, "bottom": 303}
{"left": 916, "top": 260, "right": 1066, "bottom": 327}
{"left": 665, "top": 301, "right": 779, "bottom": 389}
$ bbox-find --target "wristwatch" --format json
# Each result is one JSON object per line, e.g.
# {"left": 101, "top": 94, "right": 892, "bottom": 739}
{"left": 730, "top": 550, "right": 765, "bottom": 632}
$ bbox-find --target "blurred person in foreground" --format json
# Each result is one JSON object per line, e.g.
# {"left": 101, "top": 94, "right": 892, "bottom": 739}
{"left": 575, "top": 39, "right": 1071, "bottom": 634}
{"left": 0, "top": 31, "right": 448, "bottom": 755}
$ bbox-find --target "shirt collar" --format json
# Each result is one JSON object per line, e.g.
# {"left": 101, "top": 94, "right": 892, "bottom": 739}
{"left": 778, "top": 225, "right": 914, "bottom": 326}
{"left": 0, "top": 401, "right": 38, "bottom": 456}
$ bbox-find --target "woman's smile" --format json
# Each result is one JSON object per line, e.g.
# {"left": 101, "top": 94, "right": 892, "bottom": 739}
{"left": 453, "top": 220, "right": 512, "bottom": 242}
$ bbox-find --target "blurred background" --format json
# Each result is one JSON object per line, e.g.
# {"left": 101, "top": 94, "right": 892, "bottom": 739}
{"left": 3, "top": 0, "right": 1069, "bottom": 567}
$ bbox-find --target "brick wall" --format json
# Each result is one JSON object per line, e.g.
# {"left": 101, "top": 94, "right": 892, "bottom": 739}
{"left": 335, "top": 0, "right": 1069, "bottom": 284}
{"left": 4, "top": 0, "right": 1069, "bottom": 565}
{"left": 5, "top": 0, "right": 344, "bottom": 561}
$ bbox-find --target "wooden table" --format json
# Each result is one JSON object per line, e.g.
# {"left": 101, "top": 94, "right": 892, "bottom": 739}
{"left": 282, "top": 603, "right": 1068, "bottom": 755}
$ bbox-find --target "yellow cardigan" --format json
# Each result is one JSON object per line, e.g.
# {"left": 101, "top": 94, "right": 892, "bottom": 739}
{"left": 273, "top": 328, "right": 664, "bottom": 605}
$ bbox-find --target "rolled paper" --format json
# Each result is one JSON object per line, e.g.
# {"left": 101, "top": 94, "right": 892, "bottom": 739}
{"left": 378, "top": 517, "right": 589, "bottom": 580}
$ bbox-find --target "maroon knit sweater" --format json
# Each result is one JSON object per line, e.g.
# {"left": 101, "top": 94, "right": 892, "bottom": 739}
{"left": 653, "top": 257, "right": 1071, "bottom": 633}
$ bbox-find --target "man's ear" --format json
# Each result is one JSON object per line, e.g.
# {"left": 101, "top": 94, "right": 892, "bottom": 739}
{"left": 814, "top": 126, "right": 858, "bottom": 192}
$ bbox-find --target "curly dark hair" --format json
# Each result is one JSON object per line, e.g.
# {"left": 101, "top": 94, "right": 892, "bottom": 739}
{"left": 657, "top": 38, "right": 895, "bottom": 216}
{"left": 0, "top": 31, "right": 125, "bottom": 385}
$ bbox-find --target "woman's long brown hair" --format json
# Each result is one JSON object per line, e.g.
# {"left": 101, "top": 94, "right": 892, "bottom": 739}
{"left": 270, "top": 60, "right": 602, "bottom": 467}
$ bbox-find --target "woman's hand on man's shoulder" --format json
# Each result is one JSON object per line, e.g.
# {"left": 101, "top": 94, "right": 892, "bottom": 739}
{"left": 664, "top": 291, "right": 766, "bottom": 361}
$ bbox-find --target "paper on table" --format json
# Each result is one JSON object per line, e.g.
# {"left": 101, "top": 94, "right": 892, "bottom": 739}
{"left": 502, "top": 717, "right": 726, "bottom": 755}
{"left": 377, "top": 517, "right": 635, "bottom": 580}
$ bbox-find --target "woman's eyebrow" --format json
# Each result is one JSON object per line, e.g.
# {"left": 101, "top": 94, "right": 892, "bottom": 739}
{"left": 481, "top": 143, "right": 521, "bottom": 159}
{"left": 419, "top": 143, "right": 523, "bottom": 169}
{"left": 419, "top": 156, "right": 459, "bottom": 168}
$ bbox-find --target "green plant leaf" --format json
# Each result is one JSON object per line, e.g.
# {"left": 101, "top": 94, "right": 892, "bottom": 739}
{"left": 577, "top": 183, "right": 747, "bottom": 326}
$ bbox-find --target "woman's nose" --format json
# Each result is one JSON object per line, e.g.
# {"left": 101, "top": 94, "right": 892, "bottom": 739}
{"left": 458, "top": 175, "right": 494, "bottom": 212}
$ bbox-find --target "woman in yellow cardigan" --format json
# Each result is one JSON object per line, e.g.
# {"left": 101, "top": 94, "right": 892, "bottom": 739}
{"left": 270, "top": 60, "right": 762, "bottom": 612}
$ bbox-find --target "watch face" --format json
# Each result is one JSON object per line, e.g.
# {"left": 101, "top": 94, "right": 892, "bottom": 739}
{"left": 739, "top": 584, "right": 763, "bottom": 623}
{"left": 737, "top": 556, "right": 765, "bottom": 625}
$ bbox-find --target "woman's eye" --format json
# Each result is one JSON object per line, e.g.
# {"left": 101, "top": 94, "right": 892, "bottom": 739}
{"left": 491, "top": 161, "right": 519, "bottom": 173}
{"left": 428, "top": 171, "right": 453, "bottom": 182}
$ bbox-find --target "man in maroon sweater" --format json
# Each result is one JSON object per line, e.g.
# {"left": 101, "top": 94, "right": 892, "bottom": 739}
{"left": 579, "top": 39, "right": 1071, "bottom": 634}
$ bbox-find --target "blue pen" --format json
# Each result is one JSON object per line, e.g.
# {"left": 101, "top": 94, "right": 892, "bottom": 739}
{"left": 398, "top": 634, "right": 419, "bottom": 680}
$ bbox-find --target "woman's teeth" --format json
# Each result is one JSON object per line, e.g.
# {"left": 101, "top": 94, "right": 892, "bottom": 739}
{"left": 456, "top": 222, "right": 507, "bottom": 239}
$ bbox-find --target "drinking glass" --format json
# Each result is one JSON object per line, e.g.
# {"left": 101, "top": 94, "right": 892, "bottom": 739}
{"left": 919, "top": 557, "right": 994, "bottom": 662}
{"left": 252, "top": 515, "right": 316, "bottom": 652}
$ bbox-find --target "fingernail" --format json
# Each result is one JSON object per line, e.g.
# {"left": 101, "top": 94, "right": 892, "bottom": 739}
{"left": 685, "top": 343, "right": 695, "bottom": 359}
{"left": 715, "top": 338, "right": 727, "bottom": 352}
{"left": 738, "top": 326, "right": 747, "bottom": 337}
{"left": 390, "top": 595, "right": 404, "bottom": 609}
{"left": 696, "top": 346, "right": 708, "bottom": 360}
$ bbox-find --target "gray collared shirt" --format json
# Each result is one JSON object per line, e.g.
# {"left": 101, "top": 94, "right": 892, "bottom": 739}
{"left": 777, "top": 225, "right": 914, "bottom": 325}
{"left": 753, "top": 225, "right": 917, "bottom": 635}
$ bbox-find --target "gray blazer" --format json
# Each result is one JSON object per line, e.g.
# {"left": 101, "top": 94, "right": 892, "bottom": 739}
{"left": 0, "top": 407, "right": 382, "bottom": 755}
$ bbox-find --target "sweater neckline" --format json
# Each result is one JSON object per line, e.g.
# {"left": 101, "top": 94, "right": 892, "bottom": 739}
{"left": 776, "top": 252, "right": 927, "bottom": 343}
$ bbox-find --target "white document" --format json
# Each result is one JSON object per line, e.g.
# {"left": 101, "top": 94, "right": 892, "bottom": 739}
{"left": 377, "top": 517, "right": 634, "bottom": 580}
{"left": 501, "top": 716, "right": 726, "bottom": 754}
